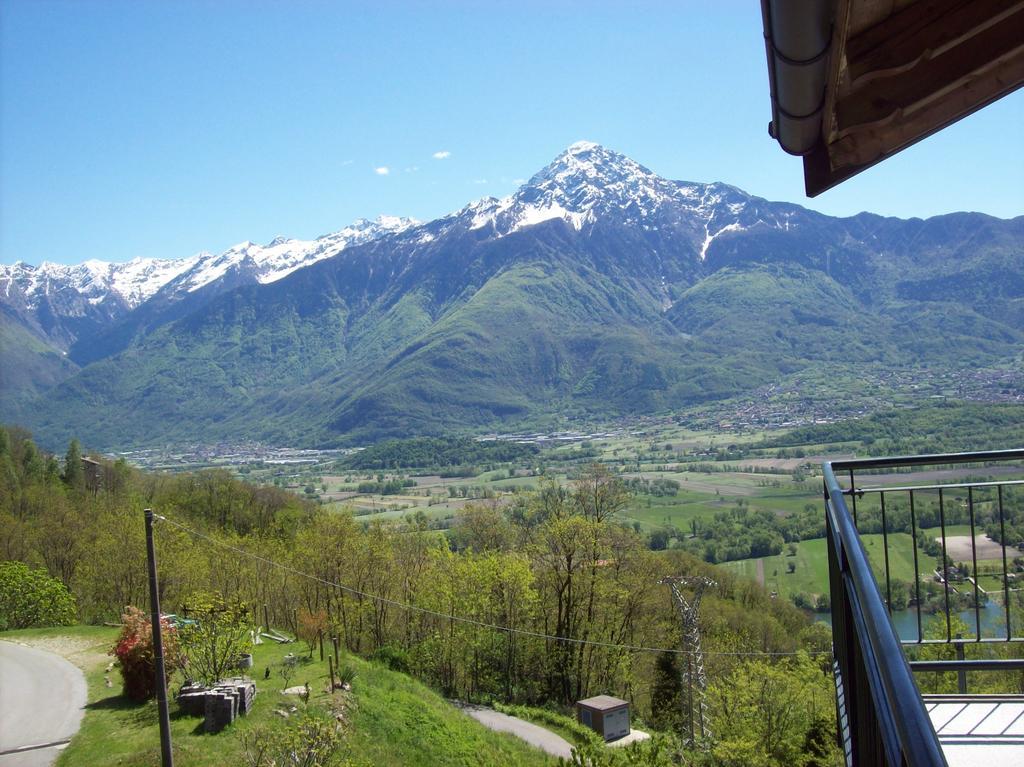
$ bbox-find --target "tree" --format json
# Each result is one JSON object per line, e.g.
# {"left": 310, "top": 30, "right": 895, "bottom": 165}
{"left": 20, "top": 440, "right": 45, "bottom": 484}
{"left": 178, "top": 592, "right": 253, "bottom": 685}
{"left": 649, "top": 651, "right": 683, "bottom": 732}
{"left": 0, "top": 561, "right": 77, "bottom": 630}
{"left": 297, "top": 608, "right": 328, "bottom": 657}
{"left": 709, "top": 652, "right": 839, "bottom": 767}
{"left": 63, "top": 439, "right": 84, "bottom": 489}
{"left": 574, "top": 463, "right": 629, "bottom": 523}
{"left": 452, "top": 503, "right": 512, "bottom": 552}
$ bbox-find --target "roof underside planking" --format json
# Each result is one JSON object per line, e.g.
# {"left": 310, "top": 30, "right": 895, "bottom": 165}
{"left": 762, "top": 0, "right": 1024, "bottom": 196}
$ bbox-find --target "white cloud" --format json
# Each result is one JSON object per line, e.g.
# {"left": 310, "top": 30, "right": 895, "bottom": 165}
{"left": 432, "top": 150, "right": 451, "bottom": 160}
{"left": 374, "top": 166, "right": 390, "bottom": 176}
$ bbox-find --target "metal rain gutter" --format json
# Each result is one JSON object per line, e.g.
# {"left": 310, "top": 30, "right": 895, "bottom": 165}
{"left": 761, "top": 0, "right": 834, "bottom": 156}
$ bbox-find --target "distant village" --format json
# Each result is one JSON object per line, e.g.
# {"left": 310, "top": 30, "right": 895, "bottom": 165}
{"left": 109, "top": 363, "right": 1022, "bottom": 473}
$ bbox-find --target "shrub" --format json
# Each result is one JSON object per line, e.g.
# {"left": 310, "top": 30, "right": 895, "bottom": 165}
{"left": 0, "top": 561, "right": 77, "bottom": 630}
{"left": 792, "top": 592, "right": 814, "bottom": 610}
{"left": 241, "top": 707, "right": 343, "bottom": 767}
{"left": 279, "top": 654, "right": 299, "bottom": 688}
{"left": 337, "top": 663, "right": 357, "bottom": 688}
{"left": 368, "top": 644, "right": 410, "bottom": 673}
{"left": 493, "top": 702, "right": 603, "bottom": 749}
{"left": 111, "top": 606, "right": 182, "bottom": 701}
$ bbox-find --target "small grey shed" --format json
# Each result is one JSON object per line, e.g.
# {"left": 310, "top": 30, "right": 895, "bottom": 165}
{"left": 576, "top": 695, "right": 630, "bottom": 741}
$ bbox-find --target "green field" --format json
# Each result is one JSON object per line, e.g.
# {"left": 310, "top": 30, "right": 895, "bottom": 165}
{"left": 719, "top": 531, "right": 931, "bottom": 602}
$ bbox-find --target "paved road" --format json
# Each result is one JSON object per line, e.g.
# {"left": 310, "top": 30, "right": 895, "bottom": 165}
{"left": 458, "top": 703, "right": 574, "bottom": 759}
{"left": 0, "top": 641, "right": 87, "bottom": 767}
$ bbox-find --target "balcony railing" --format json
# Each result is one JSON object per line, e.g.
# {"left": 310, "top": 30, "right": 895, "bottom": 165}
{"left": 824, "top": 450, "right": 1024, "bottom": 767}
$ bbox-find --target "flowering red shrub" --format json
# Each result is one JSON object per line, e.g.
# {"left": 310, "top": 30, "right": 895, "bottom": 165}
{"left": 111, "top": 606, "right": 181, "bottom": 701}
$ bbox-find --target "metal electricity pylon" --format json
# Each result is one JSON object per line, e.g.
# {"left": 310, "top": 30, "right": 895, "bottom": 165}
{"left": 659, "top": 575, "right": 715, "bottom": 746}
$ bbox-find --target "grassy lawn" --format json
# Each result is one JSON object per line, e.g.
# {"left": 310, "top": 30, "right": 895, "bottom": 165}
{"left": 621, "top": 471, "right": 818, "bottom": 533}
{"left": 344, "top": 665, "right": 553, "bottom": 766}
{"left": 489, "top": 477, "right": 540, "bottom": 491}
{"left": 719, "top": 532, "right": 930, "bottom": 601}
{"left": 717, "top": 540, "right": 831, "bottom": 600}
{"left": 719, "top": 557, "right": 760, "bottom": 582}
{"left": 976, "top": 574, "right": 1008, "bottom": 593}
{"left": 492, "top": 703, "right": 601, "bottom": 750}
{"left": 621, "top": 489, "right": 728, "bottom": 531}
{"left": 1, "top": 626, "right": 551, "bottom": 767}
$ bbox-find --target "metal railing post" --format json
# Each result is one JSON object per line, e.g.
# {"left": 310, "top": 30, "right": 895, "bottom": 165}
{"left": 955, "top": 638, "right": 967, "bottom": 695}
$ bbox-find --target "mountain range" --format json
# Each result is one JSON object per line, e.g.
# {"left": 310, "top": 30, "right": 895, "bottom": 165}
{"left": 2, "top": 141, "right": 1022, "bottom": 450}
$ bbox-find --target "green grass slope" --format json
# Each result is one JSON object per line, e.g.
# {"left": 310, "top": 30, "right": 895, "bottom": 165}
{"left": 0, "top": 626, "right": 551, "bottom": 767}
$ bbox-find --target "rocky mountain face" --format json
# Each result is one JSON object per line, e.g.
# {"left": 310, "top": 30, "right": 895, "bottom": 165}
{"left": 3, "top": 143, "right": 1022, "bottom": 449}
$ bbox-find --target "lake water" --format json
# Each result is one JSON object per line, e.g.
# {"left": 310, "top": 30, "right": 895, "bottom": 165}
{"left": 816, "top": 601, "right": 1012, "bottom": 641}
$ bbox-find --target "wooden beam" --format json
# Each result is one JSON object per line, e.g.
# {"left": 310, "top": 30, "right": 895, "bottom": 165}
{"left": 802, "top": 140, "right": 862, "bottom": 198}
{"left": 830, "top": 46, "right": 1024, "bottom": 168}
{"left": 797, "top": 0, "right": 1024, "bottom": 196}
{"left": 846, "top": 0, "right": 1024, "bottom": 87}
{"left": 820, "top": 0, "right": 853, "bottom": 146}
{"left": 836, "top": 6, "right": 1024, "bottom": 132}
{"left": 803, "top": 49, "right": 1024, "bottom": 196}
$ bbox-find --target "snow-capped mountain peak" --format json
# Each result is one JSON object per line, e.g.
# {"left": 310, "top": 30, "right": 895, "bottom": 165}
{"left": 462, "top": 141, "right": 726, "bottom": 237}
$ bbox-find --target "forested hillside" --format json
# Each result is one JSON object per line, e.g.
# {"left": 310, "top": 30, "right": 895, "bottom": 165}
{"left": 0, "top": 425, "right": 840, "bottom": 765}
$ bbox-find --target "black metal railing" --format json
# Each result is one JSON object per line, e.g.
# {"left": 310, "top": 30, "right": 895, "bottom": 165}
{"left": 824, "top": 449, "right": 1024, "bottom": 767}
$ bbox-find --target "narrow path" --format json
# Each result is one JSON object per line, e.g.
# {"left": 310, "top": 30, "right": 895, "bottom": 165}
{"left": 457, "top": 703, "right": 574, "bottom": 759}
{"left": 756, "top": 557, "right": 765, "bottom": 586}
{"left": 0, "top": 641, "right": 87, "bottom": 767}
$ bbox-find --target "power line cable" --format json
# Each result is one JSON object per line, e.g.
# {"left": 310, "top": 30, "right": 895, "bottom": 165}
{"left": 155, "top": 513, "right": 820, "bottom": 659}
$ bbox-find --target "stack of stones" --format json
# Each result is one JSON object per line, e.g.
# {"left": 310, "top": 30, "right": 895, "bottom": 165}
{"left": 177, "top": 677, "right": 257, "bottom": 733}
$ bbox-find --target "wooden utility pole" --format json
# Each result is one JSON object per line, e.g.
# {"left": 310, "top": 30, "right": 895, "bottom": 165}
{"left": 145, "top": 509, "right": 174, "bottom": 767}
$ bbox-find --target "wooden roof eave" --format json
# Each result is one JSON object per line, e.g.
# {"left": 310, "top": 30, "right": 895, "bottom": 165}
{"left": 765, "top": 0, "right": 1024, "bottom": 196}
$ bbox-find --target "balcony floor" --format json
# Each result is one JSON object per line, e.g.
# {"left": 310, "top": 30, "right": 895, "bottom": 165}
{"left": 924, "top": 695, "right": 1024, "bottom": 767}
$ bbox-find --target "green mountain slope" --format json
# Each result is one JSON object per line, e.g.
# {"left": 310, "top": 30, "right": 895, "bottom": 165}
{"left": 0, "top": 312, "right": 78, "bottom": 414}
{"left": 9, "top": 145, "right": 1024, "bottom": 450}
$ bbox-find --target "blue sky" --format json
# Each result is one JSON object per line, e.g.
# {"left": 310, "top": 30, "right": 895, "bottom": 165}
{"left": 2, "top": 1, "right": 1022, "bottom": 266}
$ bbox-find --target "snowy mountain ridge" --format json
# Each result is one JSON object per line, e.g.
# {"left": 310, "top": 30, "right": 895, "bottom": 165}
{"left": 2, "top": 142, "right": 810, "bottom": 360}
{"left": 1, "top": 256, "right": 200, "bottom": 310}
{"left": 2, "top": 143, "right": 780, "bottom": 314}
{"left": 153, "top": 215, "right": 419, "bottom": 302}
{"left": 1, "top": 215, "right": 419, "bottom": 312}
